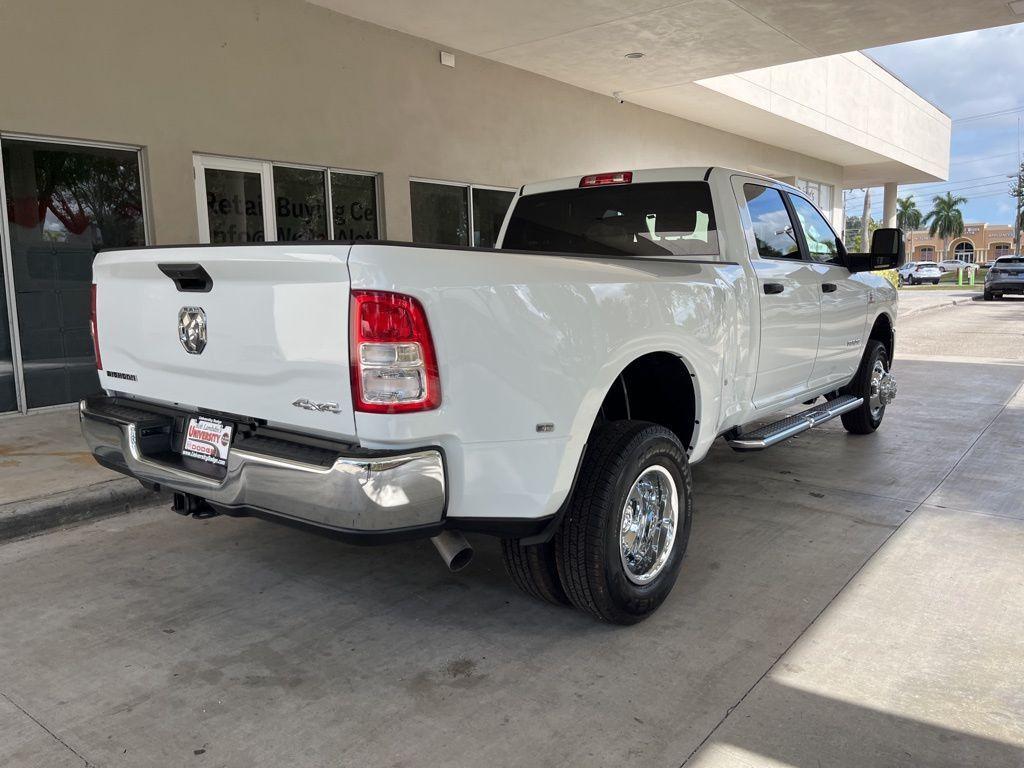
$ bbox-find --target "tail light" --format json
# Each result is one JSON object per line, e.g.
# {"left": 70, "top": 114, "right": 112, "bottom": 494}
{"left": 89, "top": 283, "right": 102, "bottom": 370}
{"left": 580, "top": 171, "right": 632, "bottom": 187}
{"left": 350, "top": 290, "right": 440, "bottom": 413}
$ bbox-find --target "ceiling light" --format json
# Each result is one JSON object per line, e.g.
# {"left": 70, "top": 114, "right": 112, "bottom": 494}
{"left": 1011, "top": 0, "right": 1024, "bottom": 16}
{"left": 624, "top": 52, "right": 645, "bottom": 59}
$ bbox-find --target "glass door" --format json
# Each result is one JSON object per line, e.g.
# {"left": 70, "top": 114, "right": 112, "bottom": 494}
{"left": 1, "top": 137, "right": 146, "bottom": 410}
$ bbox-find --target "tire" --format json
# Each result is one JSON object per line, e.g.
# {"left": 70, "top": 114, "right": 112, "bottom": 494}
{"left": 500, "top": 538, "right": 570, "bottom": 606}
{"left": 554, "top": 421, "right": 693, "bottom": 625}
{"left": 984, "top": 291, "right": 993, "bottom": 301}
{"left": 840, "top": 340, "right": 889, "bottom": 435}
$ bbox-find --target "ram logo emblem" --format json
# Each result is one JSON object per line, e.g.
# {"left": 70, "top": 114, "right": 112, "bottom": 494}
{"left": 178, "top": 307, "right": 207, "bottom": 355}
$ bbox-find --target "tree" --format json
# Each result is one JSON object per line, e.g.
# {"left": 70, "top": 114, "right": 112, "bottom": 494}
{"left": 922, "top": 192, "right": 968, "bottom": 260}
{"left": 896, "top": 196, "right": 922, "bottom": 265}
{"left": 896, "top": 196, "right": 922, "bottom": 232}
{"left": 844, "top": 214, "right": 877, "bottom": 252}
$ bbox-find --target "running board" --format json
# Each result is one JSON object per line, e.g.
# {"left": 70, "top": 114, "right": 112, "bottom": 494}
{"left": 726, "top": 395, "right": 863, "bottom": 452}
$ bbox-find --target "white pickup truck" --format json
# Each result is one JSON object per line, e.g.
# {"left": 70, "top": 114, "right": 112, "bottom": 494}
{"left": 81, "top": 167, "right": 899, "bottom": 624}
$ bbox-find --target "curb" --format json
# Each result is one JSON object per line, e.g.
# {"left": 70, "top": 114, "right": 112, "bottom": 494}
{"left": 0, "top": 479, "right": 169, "bottom": 542}
{"left": 901, "top": 294, "right": 978, "bottom": 318}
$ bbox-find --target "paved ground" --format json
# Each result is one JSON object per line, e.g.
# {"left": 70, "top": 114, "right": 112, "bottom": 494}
{"left": 897, "top": 288, "right": 979, "bottom": 318}
{"left": 1, "top": 300, "right": 1023, "bottom": 767}
{"left": 0, "top": 407, "right": 115, "bottom": 507}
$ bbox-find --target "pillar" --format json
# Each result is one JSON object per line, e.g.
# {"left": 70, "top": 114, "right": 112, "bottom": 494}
{"left": 883, "top": 183, "right": 898, "bottom": 229}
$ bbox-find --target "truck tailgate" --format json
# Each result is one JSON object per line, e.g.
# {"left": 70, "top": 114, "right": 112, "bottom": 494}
{"left": 93, "top": 244, "right": 357, "bottom": 439}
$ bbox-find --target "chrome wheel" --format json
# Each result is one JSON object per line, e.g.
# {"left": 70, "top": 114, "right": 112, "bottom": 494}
{"left": 868, "top": 358, "right": 888, "bottom": 419}
{"left": 619, "top": 465, "right": 678, "bottom": 585}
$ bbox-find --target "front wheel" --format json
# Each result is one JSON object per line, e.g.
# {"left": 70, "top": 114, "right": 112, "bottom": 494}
{"left": 840, "top": 340, "right": 892, "bottom": 434}
{"left": 555, "top": 421, "right": 693, "bottom": 625}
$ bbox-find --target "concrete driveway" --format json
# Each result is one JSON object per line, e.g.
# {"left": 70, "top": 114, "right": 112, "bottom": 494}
{"left": 1, "top": 300, "right": 1023, "bottom": 767}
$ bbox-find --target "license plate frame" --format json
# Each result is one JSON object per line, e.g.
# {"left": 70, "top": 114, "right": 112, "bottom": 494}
{"left": 181, "top": 416, "right": 234, "bottom": 467}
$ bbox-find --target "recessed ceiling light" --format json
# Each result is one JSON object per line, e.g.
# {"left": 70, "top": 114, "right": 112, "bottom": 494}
{"left": 624, "top": 52, "right": 645, "bottom": 59}
{"left": 1011, "top": 0, "right": 1024, "bottom": 16}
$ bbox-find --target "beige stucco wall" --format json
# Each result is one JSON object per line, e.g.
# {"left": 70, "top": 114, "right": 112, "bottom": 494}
{"left": 0, "top": 0, "right": 849, "bottom": 244}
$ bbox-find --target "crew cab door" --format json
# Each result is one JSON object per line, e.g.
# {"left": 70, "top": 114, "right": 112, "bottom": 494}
{"left": 736, "top": 181, "right": 821, "bottom": 408}
{"left": 786, "top": 194, "right": 869, "bottom": 387}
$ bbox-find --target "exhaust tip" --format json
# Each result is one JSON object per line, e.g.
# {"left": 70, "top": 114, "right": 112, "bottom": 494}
{"left": 431, "top": 531, "right": 474, "bottom": 572}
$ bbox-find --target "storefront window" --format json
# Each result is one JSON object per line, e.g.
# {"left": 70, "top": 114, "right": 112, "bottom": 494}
{"left": 411, "top": 181, "right": 469, "bottom": 246}
{"left": 205, "top": 168, "right": 265, "bottom": 243}
{"left": 331, "top": 172, "right": 378, "bottom": 240}
{"left": 411, "top": 180, "right": 514, "bottom": 248}
{"left": 274, "top": 166, "right": 328, "bottom": 241}
{"left": 0, "top": 249, "right": 16, "bottom": 412}
{"left": 2, "top": 138, "right": 146, "bottom": 409}
{"left": 472, "top": 187, "right": 514, "bottom": 248}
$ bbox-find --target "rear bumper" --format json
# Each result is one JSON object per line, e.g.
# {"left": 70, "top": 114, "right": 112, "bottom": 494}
{"left": 79, "top": 396, "right": 447, "bottom": 538}
{"left": 987, "top": 279, "right": 1024, "bottom": 294}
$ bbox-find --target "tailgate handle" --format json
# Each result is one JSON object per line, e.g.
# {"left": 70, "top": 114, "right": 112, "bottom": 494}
{"left": 158, "top": 263, "right": 213, "bottom": 293}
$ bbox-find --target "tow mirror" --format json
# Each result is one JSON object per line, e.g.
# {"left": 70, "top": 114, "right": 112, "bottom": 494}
{"left": 845, "top": 227, "right": 903, "bottom": 272}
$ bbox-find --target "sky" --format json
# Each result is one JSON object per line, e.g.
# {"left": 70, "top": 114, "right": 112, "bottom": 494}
{"left": 847, "top": 22, "right": 1024, "bottom": 227}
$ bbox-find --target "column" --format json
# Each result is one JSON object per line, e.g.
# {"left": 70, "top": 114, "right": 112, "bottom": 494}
{"left": 883, "top": 183, "right": 898, "bottom": 228}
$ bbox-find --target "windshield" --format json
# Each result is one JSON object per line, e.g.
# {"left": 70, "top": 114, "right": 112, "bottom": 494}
{"left": 501, "top": 182, "right": 718, "bottom": 258}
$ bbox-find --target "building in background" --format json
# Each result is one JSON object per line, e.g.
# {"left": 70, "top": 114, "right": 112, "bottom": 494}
{"left": 1, "top": 0, "right": 1020, "bottom": 414}
{"left": 907, "top": 223, "right": 1016, "bottom": 264}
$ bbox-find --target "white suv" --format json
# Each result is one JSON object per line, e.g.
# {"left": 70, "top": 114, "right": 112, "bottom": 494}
{"left": 898, "top": 261, "right": 942, "bottom": 285}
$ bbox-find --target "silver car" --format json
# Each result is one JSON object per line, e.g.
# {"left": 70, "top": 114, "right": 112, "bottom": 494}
{"left": 984, "top": 256, "right": 1024, "bottom": 300}
{"left": 898, "top": 261, "right": 942, "bottom": 286}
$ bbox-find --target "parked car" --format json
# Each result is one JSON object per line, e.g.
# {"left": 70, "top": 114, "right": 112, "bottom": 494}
{"left": 898, "top": 261, "right": 942, "bottom": 285}
{"left": 938, "top": 259, "right": 971, "bottom": 273}
{"left": 984, "top": 256, "right": 1024, "bottom": 300}
{"left": 80, "top": 167, "right": 899, "bottom": 624}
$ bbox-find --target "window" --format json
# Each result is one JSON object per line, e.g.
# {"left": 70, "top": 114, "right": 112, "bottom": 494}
{"left": 194, "top": 155, "right": 381, "bottom": 244}
{"left": 1, "top": 136, "right": 148, "bottom": 411}
{"left": 410, "top": 180, "right": 514, "bottom": 248}
{"left": 743, "top": 185, "right": 800, "bottom": 260}
{"left": 789, "top": 194, "right": 844, "bottom": 264}
{"left": 502, "top": 182, "right": 718, "bottom": 258}
{"left": 794, "top": 178, "right": 833, "bottom": 214}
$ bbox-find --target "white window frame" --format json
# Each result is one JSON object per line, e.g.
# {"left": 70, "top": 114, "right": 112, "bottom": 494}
{"left": 794, "top": 178, "right": 834, "bottom": 217}
{"left": 0, "top": 132, "right": 151, "bottom": 415}
{"left": 409, "top": 177, "right": 516, "bottom": 248}
{"left": 194, "top": 154, "right": 384, "bottom": 243}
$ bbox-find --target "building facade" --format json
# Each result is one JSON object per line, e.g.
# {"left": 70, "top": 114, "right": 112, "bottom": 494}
{"left": 908, "top": 224, "right": 1017, "bottom": 264}
{"left": 0, "top": 0, "right": 967, "bottom": 414}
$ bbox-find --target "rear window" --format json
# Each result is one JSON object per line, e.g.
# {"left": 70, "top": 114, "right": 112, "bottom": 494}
{"left": 995, "top": 258, "right": 1024, "bottom": 265}
{"left": 501, "top": 182, "right": 718, "bottom": 258}
{"left": 917, "top": 262, "right": 938, "bottom": 267}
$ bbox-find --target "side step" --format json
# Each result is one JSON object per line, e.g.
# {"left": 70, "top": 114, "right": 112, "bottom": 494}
{"left": 726, "top": 395, "right": 863, "bottom": 452}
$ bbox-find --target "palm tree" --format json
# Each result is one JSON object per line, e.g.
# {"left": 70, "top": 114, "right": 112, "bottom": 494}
{"left": 896, "top": 196, "right": 922, "bottom": 264}
{"left": 922, "top": 192, "right": 968, "bottom": 261}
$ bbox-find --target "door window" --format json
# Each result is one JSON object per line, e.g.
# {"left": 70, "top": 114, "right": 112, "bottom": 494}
{"left": 2, "top": 138, "right": 146, "bottom": 409}
{"left": 789, "top": 194, "right": 844, "bottom": 264}
{"left": 743, "top": 185, "right": 800, "bottom": 260}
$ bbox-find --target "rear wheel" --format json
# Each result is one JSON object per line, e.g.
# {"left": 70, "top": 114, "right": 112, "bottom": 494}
{"left": 500, "top": 539, "right": 570, "bottom": 606}
{"left": 984, "top": 290, "right": 994, "bottom": 301}
{"left": 555, "top": 421, "right": 693, "bottom": 625}
{"left": 840, "top": 340, "right": 891, "bottom": 435}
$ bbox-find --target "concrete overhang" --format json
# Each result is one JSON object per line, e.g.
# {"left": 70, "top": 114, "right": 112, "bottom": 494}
{"left": 310, "top": 1, "right": 1019, "bottom": 183}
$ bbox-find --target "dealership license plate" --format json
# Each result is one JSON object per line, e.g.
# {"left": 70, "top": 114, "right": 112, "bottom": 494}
{"left": 182, "top": 417, "right": 233, "bottom": 467}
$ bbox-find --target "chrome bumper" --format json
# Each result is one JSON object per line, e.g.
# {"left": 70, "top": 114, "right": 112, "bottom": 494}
{"left": 79, "top": 398, "right": 446, "bottom": 533}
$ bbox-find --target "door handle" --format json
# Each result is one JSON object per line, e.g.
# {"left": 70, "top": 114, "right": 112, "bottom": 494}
{"left": 763, "top": 283, "right": 785, "bottom": 295}
{"left": 821, "top": 283, "right": 838, "bottom": 293}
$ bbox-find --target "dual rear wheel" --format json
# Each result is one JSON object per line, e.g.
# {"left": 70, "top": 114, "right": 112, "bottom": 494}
{"left": 501, "top": 420, "right": 693, "bottom": 625}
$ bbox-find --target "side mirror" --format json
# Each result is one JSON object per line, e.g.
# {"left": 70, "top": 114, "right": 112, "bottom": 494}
{"left": 846, "top": 227, "right": 903, "bottom": 272}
